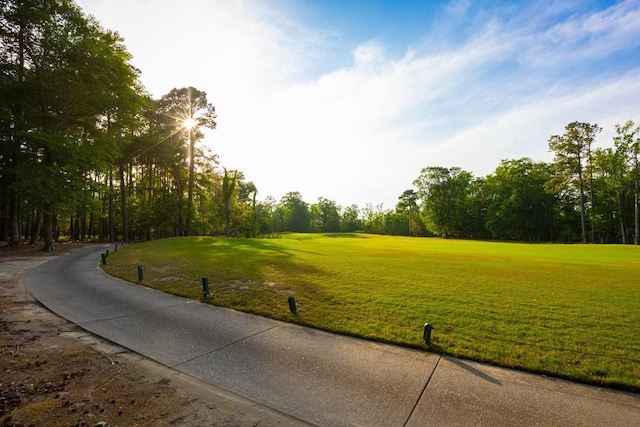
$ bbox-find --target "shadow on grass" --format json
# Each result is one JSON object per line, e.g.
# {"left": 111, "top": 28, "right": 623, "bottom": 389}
{"left": 178, "top": 237, "right": 328, "bottom": 305}
{"left": 191, "top": 235, "right": 323, "bottom": 256}
{"left": 322, "top": 233, "right": 369, "bottom": 238}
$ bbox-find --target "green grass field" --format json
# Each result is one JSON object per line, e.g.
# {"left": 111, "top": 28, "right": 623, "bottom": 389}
{"left": 103, "top": 234, "right": 640, "bottom": 391}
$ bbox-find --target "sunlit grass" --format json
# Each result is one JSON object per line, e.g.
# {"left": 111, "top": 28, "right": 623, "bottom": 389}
{"left": 104, "top": 234, "right": 640, "bottom": 391}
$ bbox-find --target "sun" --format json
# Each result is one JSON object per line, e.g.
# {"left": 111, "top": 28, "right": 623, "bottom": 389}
{"left": 183, "top": 117, "right": 197, "bottom": 130}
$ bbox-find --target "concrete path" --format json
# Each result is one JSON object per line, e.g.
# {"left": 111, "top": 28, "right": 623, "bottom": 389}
{"left": 23, "top": 244, "right": 640, "bottom": 426}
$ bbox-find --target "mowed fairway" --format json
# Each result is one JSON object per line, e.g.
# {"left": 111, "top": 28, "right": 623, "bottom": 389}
{"left": 104, "top": 234, "right": 640, "bottom": 390}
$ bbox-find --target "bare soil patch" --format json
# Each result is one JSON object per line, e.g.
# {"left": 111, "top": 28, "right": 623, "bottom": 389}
{"left": 1, "top": 242, "right": 297, "bottom": 426}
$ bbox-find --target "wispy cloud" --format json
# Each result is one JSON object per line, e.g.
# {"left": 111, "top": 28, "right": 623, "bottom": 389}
{"left": 522, "top": 0, "right": 640, "bottom": 65}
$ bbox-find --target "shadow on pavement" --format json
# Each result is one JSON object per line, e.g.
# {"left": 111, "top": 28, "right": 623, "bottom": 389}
{"left": 448, "top": 357, "right": 503, "bottom": 385}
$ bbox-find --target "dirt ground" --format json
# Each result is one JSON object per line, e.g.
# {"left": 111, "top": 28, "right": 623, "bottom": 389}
{"left": 0, "top": 243, "right": 298, "bottom": 427}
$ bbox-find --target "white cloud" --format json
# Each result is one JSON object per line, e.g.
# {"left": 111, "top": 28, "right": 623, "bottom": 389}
{"left": 434, "top": 70, "right": 640, "bottom": 175}
{"left": 78, "top": 0, "right": 640, "bottom": 209}
{"left": 352, "top": 41, "right": 386, "bottom": 68}
{"left": 208, "top": 0, "right": 640, "bottom": 207}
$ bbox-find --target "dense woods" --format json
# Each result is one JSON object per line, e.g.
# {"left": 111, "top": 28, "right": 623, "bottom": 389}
{"left": 1, "top": 1, "right": 639, "bottom": 246}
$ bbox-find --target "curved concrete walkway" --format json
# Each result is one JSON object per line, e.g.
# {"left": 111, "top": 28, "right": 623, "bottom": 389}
{"left": 23, "top": 244, "right": 640, "bottom": 426}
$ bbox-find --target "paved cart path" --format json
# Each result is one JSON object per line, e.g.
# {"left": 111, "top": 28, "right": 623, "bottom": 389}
{"left": 23, "top": 245, "right": 640, "bottom": 426}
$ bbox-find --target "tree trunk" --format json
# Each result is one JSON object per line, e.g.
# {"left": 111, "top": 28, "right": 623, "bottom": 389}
{"left": 635, "top": 190, "right": 639, "bottom": 245}
{"left": 145, "top": 161, "right": 153, "bottom": 240}
{"left": 186, "top": 129, "right": 195, "bottom": 236}
{"left": 617, "top": 189, "right": 627, "bottom": 244}
{"left": 81, "top": 212, "right": 87, "bottom": 241}
{"left": 118, "top": 131, "right": 129, "bottom": 243}
{"left": 119, "top": 161, "right": 129, "bottom": 242}
{"left": 225, "top": 197, "right": 232, "bottom": 238}
{"left": 587, "top": 147, "right": 596, "bottom": 244}
{"left": 222, "top": 168, "right": 237, "bottom": 238}
{"left": 251, "top": 191, "right": 257, "bottom": 238}
{"left": 29, "top": 210, "right": 41, "bottom": 245}
{"left": 176, "top": 171, "right": 184, "bottom": 236}
{"left": 0, "top": 206, "right": 7, "bottom": 242}
{"left": 98, "top": 181, "right": 105, "bottom": 242}
{"left": 109, "top": 170, "right": 115, "bottom": 243}
{"left": 89, "top": 213, "right": 94, "bottom": 242}
{"left": 578, "top": 170, "right": 588, "bottom": 244}
{"left": 41, "top": 210, "right": 55, "bottom": 252}
{"left": 7, "top": 190, "right": 21, "bottom": 247}
{"left": 1, "top": 204, "right": 8, "bottom": 242}
{"left": 635, "top": 161, "right": 639, "bottom": 245}
{"left": 579, "top": 189, "right": 587, "bottom": 244}
{"left": 70, "top": 217, "right": 80, "bottom": 241}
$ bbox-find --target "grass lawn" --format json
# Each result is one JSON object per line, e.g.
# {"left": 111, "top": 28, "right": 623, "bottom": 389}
{"left": 103, "top": 234, "right": 640, "bottom": 391}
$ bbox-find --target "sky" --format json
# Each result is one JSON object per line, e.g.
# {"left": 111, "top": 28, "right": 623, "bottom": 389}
{"left": 75, "top": 0, "right": 640, "bottom": 209}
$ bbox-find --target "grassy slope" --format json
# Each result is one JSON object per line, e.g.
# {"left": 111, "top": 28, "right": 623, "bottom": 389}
{"left": 104, "top": 234, "right": 640, "bottom": 391}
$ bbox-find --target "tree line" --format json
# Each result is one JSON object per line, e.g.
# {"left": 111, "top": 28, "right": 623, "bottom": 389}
{"left": 249, "top": 117, "right": 640, "bottom": 245}
{"left": 0, "top": 0, "right": 228, "bottom": 249}
{"left": 369, "top": 120, "right": 640, "bottom": 244}
{"left": 2, "top": 1, "right": 638, "bottom": 247}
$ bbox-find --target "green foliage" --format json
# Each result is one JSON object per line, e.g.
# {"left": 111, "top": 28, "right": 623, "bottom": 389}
{"left": 484, "top": 159, "right": 556, "bottom": 241}
{"left": 414, "top": 166, "right": 473, "bottom": 238}
{"left": 221, "top": 168, "right": 238, "bottom": 237}
{"left": 548, "top": 122, "right": 602, "bottom": 244}
{"left": 0, "top": 0, "right": 147, "bottom": 246}
{"left": 273, "top": 191, "right": 310, "bottom": 232}
{"left": 155, "top": 86, "right": 217, "bottom": 235}
{"left": 395, "top": 189, "right": 426, "bottom": 236}
{"left": 339, "top": 204, "right": 360, "bottom": 232}
{"left": 310, "top": 197, "right": 341, "bottom": 232}
{"left": 1, "top": 1, "right": 639, "bottom": 249}
{"left": 105, "top": 234, "right": 640, "bottom": 391}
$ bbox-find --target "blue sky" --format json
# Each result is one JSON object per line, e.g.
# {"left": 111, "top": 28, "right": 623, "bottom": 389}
{"left": 77, "top": 0, "right": 640, "bottom": 209}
